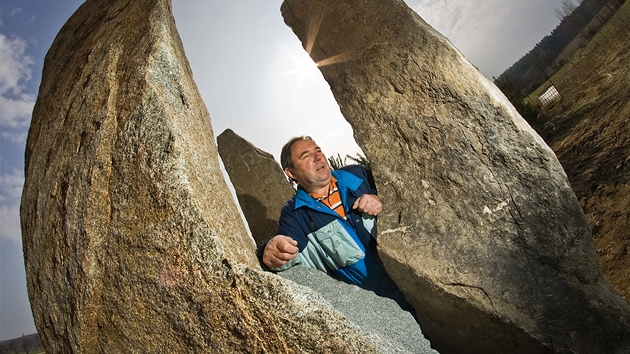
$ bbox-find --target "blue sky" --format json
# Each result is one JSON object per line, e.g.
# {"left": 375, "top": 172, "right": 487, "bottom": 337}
{"left": 0, "top": 0, "right": 563, "bottom": 340}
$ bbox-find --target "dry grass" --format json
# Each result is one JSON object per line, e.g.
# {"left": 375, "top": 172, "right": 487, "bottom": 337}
{"left": 537, "top": 1, "right": 630, "bottom": 300}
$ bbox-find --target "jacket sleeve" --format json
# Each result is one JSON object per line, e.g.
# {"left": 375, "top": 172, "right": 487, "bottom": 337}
{"left": 255, "top": 239, "right": 270, "bottom": 262}
{"left": 255, "top": 201, "right": 309, "bottom": 264}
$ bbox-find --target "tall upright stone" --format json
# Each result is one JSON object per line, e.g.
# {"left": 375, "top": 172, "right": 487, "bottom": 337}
{"left": 217, "top": 129, "right": 295, "bottom": 246}
{"left": 281, "top": 0, "right": 630, "bottom": 353}
{"left": 19, "top": 0, "right": 391, "bottom": 352}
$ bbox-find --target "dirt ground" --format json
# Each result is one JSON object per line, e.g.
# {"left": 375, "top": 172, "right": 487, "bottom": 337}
{"left": 537, "top": 9, "right": 630, "bottom": 301}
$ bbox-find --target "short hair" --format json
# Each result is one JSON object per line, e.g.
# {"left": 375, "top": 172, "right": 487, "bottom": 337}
{"left": 280, "top": 135, "right": 314, "bottom": 171}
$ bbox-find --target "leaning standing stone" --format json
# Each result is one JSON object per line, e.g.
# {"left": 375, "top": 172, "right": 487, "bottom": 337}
{"left": 281, "top": 0, "right": 630, "bottom": 352}
{"left": 20, "top": 0, "right": 387, "bottom": 352}
{"left": 217, "top": 129, "right": 295, "bottom": 246}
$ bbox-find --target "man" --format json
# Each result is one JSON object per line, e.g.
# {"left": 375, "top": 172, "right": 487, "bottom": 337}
{"left": 256, "top": 135, "right": 388, "bottom": 288}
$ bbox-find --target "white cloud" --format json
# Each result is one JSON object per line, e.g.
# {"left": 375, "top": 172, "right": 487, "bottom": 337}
{"left": 0, "top": 33, "right": 35, "bottom": 129}
{"left": 0, "top": 94, "right": 34, "bottom": 128}
{"left": 404, "top": 0, "right": 563, "bottom": 78}
{"left": 0, "top": 168, "right": 24, "bottom": 243}
{"left": 1, "top": 128, "right": 28, "bottom": 143}
{"left": 10, "top": 8, "right": 24, "bottom": 17}
{"left": 405, "top": 0, "right": 513, "bottom": 76}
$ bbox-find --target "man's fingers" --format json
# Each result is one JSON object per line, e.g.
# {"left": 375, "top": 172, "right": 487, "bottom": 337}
{"left": 279, "top": 244, "right": 299, "bottom": 255}
{"left": 274, "top": 250, "right": 296, "bottom": 262}
{"left": 265, "top": 255, "right": 286, "bottom": 268}
{"left": 278, "top": 244, "right": 298, "bottom": 257}
{"left": 262, "top": 235, "right": 298, "bottom": 268}
{"left": 365, "top": 203, "right": 382, "bottom": 215}
{"left": 352, "top": 194, "right": 382, "bottom": 216}
{"left": 352, "top": 197, "right": 361, "bottom": 210}
{"left": 277, "top": 236, "right": 299, "bottom": 254}
{"left": 352, "top": 197, "right": 363, "bottom": 211}
{"left": 264, "top": 252, "right": 292, "bottom": 268}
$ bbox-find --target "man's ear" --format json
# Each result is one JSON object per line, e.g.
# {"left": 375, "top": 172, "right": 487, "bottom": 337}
{"left": 284, "top": 167, "right": 295, "bottom": 180}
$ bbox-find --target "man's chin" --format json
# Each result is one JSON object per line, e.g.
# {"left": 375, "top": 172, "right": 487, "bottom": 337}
{"left": 319, "top": 173, "right": 332, "bottom": 183}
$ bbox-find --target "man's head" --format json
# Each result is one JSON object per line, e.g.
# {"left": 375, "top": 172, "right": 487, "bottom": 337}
{"left": 281, "top": 136, "right": 332, "bottom": 194}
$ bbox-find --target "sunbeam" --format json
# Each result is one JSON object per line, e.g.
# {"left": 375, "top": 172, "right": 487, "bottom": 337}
{"left": 301, "top": 3, "right": 380, "bottom": 69}
{"left": 305, "top": 2, "right": 326, "bottom": 56}
{"left": 277, "top": 45, "right": 321, "bottom": 91}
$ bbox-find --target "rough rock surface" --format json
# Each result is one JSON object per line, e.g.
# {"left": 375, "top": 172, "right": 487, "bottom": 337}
{"left": 20, "top": 0, "right": 391, "bottom": 352}
{"left": 281, "top": 0, "right": 630, "bottom": 353}
{"left": 279, "top": 266, "right": 437, "bottom": 354}
{"left": 217, "top": 129, "right": 295, "bottom": 246}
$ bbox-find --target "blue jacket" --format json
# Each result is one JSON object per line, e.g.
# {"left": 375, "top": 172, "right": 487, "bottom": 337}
{"left": 257, "top": 165, "right": 384, "bottom": 286}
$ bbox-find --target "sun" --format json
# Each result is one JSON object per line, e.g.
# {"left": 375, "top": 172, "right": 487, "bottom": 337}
{"left": 277, "top": 45, "right": 321, "bottom": 91}
{"left": 275, "top": 4, "right": 363, "bottom": 90}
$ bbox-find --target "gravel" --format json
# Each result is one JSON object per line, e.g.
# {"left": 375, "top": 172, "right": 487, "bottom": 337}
{"left": 279, "top": 266, "right": 439, "bottom": 354}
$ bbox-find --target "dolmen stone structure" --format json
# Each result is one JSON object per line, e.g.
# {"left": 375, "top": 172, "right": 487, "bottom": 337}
{"left": 20, "top": 0, "right": 630, "bottom": 353}
{"left": 217, "top": 129, "right": 295, "bottom": 246}
{"left": 281, "top": 0, "right": 630, "bottom": 353}
{"left": 20, "top": 0, "right": 431, "bottom": 352}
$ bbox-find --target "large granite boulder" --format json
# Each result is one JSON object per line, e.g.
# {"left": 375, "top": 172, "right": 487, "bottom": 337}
{"left": 19, "top": 0, "right": 423, "bottom": 352}
{"left": 281, "top": 0, "right": 630, "bottom": 353}
{"left": 217, "top": 129, "right": 295, "bottom": 246}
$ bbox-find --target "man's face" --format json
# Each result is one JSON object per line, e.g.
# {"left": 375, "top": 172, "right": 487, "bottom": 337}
{"left": 285, "top": 139, "right": 332, "bottom": 194}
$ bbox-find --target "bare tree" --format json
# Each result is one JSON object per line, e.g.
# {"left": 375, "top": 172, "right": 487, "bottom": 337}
{"left": 556, "top": 0, "right": 600, "bottom": 40}
{"left": 328, "top": 154, "right": 346, "bottom": 170}
{"left": 346, "top": 153, "right": 371, "bottom": 170}
{"left": 555, "top": 0, "right": 579, "bottom": 22}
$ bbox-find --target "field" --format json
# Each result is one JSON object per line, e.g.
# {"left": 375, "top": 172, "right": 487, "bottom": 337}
{"left": 0, "top": 333, "right": 43, "bottom": 353}
{"left": 529, "top": 1, "right": 630, "bottom": 300}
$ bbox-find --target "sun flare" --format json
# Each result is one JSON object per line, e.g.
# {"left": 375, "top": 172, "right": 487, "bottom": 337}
{"left": 278, "top": 47, "right": 321, "bottom": 90}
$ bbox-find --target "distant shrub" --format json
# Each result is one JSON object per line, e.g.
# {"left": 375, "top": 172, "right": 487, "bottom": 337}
{"left": 495, "top": 77, "right": 545, "bottom": 130}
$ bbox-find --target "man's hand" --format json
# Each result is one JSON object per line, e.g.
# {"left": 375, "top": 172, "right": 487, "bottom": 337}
{"left": 262, "top": 235, "right": 299, "bottom": 269}
{"left": 352, "top": 194, "right": 382, "bottom": 216}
